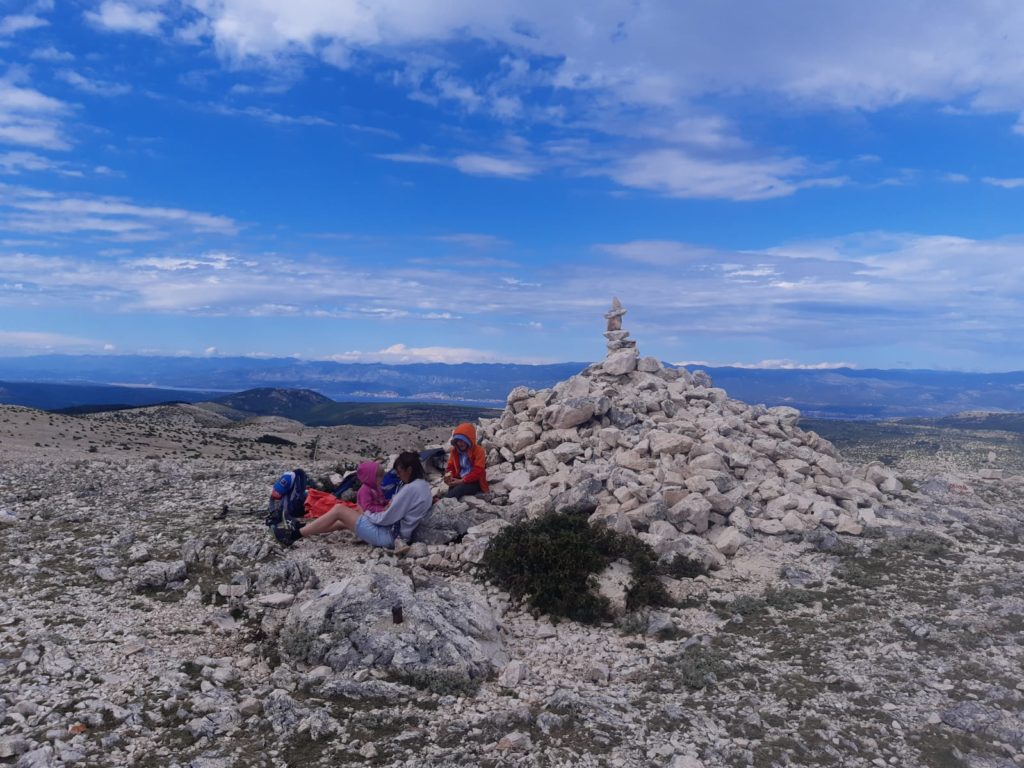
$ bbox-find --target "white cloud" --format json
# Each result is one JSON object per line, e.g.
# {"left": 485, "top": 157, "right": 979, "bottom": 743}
{"left": 57, "top": 70, "right": 131, "bottom": 97}
{"left": 982, "top": 176, "right": 1024, "bottom": 189}
{"left": 433, "top": 233, "right": 509, "bottom": 249}
{"left": 209, "top": 103, "right": 334, "bottom": 126}
{"left": 379, "top": 150, "right": 535, "bottom": 179}
{"left": 943, "top": 172, "right": 969, "bottom": 183}
{"left": 101, "top": 1, "right": 1024, "bottom": 201}
{"left": 0, "top": 77, "right": 70, "bottom": 150}
{"left": 85, "top": 1, "right": 164, "bottom": 34}
{"left": 0, "top": 151, "right": 75, "bottom": 175}
{"left": 348, "top": 123, "right": 400, "bottom": 139}
{"left": 30, "top": 45, "right": 73, "bottom": 61}
{"left": 2, "top": 229, "right": 1021, "bottom": 367}
{"left": 597, "top": 240, "right": 717, "bottom": 265}
{"left": 347, "top": 343, "right": 502, "bottom": 364}
{"left": 375, "top": 152, "right": 444, "bottom": 166}
{"left": 0, "top": 184, "right": 239, "bottom": 240}
{"left": 0, "top": 14, "right": 48, "bottom": 35}
{"left": 452, "top": 153, "right": 534, "bottom": 178}
{"left": 154, "top": 4, "right": 1024, "bottom": 124}
{"left": 674, "top": 359, "right": 855, "bottom": 370}
{"left": 609, "top": 148, "right": 835, "bottom": 201}
{"left": 0, "top": 329, "right": 103, "bottom": 352}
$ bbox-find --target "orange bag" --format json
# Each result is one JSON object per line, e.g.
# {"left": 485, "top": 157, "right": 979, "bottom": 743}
{"left": 303, "top": 488, "right": 357, "bottom": 518}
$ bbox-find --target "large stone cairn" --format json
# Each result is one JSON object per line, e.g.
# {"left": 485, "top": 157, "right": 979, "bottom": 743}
{"left": 468, "top": 298, "right": 904, "bottom": 565}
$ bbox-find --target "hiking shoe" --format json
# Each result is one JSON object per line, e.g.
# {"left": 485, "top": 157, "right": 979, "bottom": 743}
{"left": 392, "top": 537, "right": 410, "bottom": 556}
{"left": 271, "top": 522, "right": 302, "bottom": 548}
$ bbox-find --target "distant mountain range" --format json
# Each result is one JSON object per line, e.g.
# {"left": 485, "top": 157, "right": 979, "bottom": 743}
{"left": 2, "top": 354, "right": 1024, "bottom": 419}
{"left": 207, "top": 388, "right": 497, "bottom": 427}
{"left": 0, "top": 354, "right": 586, "bottom": 405}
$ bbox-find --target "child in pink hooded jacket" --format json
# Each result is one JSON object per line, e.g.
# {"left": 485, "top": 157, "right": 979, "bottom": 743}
{"left": 356, "top": 461, "right": 388, "bottom": 514}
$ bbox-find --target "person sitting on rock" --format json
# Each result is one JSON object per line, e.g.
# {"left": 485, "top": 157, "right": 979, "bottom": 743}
{"left": 444, "top": 423, "right": 489, "bottom": 499}
{"left": 278, "top": 453, "right": 432, "bottom": 549}
{"left": 355, "top": 460, "right": 388, "bottom": 514}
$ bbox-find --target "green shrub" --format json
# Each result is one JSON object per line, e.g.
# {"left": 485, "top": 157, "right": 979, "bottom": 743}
{"left": 479, "top": 509, "right": 675, "bottom": 624}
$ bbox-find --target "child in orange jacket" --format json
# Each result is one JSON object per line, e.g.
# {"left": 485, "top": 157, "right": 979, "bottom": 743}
{"left": 444, "top": 422, "right": 488, "bottom": 499}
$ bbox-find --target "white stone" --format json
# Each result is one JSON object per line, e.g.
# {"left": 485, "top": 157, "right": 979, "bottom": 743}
{"left": 709, "top": 526, "right": 747, "bottom": 556}
{"left": 497, "top": 731, "right": 532, "bottom": 751}
{"left": 500, "top": 469, "right": 532, "bottom": 490}
{"left": 780, "top": 511, "right": 811, "bottom": 533}
{"left": 614, "top": 449, "right": 648, "bottom": 472}
{"left": 648, "top": 520, "right": 680, "bottom": 540}
{"left": 637, "top": 356, "right": 662, "bottom": 373}
{"left": 544, "top": 398, "right": 596, "bottom": 430}
{"left": 258, "top": 592, "right": 296, "bottom": 607}
{"left": 603, "top": 349, "right": 638, "bottom": 376}
{"left": 535, "top": 449, "right": 559, "bottom": 475}
{"left": 835, "top": 513, "right": 863, "bottom": 535}
{"left": 751, "top": 518, "right": 786, "bottom": 535}
{"left": 595, "top": 559, "right": 631, "bottom": 616}
{"left": 648, "top": 430, "right": 694, "bottom": 456}
{"left": 498, "top": 660, "right": 528, "bottom": 687}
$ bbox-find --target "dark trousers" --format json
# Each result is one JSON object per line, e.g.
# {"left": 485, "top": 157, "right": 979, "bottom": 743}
{"left": 445, "top": 481, "right": 482, "bottom": 499}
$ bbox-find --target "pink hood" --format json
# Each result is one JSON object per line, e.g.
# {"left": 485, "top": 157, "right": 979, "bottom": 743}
{"left": 357, "top": 461, "right": 380, "bottom": 487}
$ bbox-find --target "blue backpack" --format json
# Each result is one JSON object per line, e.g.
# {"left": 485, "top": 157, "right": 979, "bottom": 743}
{"left": 265, "top": 469, "right": 307, "bottom": 530}
{"left": 380, "top": 470, "right": 401, "bottom": 500}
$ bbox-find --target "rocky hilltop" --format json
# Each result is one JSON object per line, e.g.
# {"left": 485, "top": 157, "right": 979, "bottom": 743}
{"left": 1, "top": 302, "right": 1022, "bottom": 768}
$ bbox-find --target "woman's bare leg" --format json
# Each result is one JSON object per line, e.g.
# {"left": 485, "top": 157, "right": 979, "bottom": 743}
{"left": 300, "top": 505, "right": 362, "bottom": 537}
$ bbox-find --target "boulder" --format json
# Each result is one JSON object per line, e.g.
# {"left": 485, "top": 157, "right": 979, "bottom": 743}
{"left": 279, "top": 567, "right": 506, "bottom": 687}
{"left": 603, "top": 349, "right": 638, "bottom": 376}
{"left": 414, "top": 498, "right": 500, "bottom": 545}
{"left": 129, "top": 560, "right": 187, "bottom": 590}
{"left": 708, "top": 525, "right": 747, "bottom": 556}
{"left": 544, "top": 397, "right": 597, "bottom": 430}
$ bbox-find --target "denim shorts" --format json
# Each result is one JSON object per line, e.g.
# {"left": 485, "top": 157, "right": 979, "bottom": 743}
{"left": 355, "top": 515, "right": 396, "bottom": 549}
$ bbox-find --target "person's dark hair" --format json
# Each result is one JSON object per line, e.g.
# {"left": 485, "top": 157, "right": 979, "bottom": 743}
{"left": 393, "top": 451, "right": 425, "bottom": 480}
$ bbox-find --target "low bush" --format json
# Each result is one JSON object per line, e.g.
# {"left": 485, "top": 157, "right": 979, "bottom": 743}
{"left": 480, "top": 509, "right": 680, "bottom": 624}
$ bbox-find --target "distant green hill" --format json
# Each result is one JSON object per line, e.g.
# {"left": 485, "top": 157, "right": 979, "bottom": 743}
{"left": 208, "top": 387, "right": 499, "bottom": 427}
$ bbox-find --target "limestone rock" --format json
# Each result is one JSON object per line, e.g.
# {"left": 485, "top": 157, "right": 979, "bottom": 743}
{"left": 603, "top": 349, "right": 638, "bottom": 376}
{"left": 414, "top": 497, "right": 499, "bottom": 545}
{"left": 129, "top": 559, "right": 187, "bottom": 590}
{"left": 279, "top": 567, "right": 506, "bottom": 686}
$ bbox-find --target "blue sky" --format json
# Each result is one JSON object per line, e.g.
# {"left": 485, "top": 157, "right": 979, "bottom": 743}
{"left": 1, "top": 1, "right": 1024, "bottom": 370}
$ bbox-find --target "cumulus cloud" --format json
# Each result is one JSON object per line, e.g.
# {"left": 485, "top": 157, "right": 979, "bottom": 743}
{"left": 85, "top": 1, "right": 164, "bottom": 34}
{"left": 0, "top": 14, "right": 49, "bottom": 35}
{"left": 84, "top": 1, "right": 1024, "bottom": 197}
